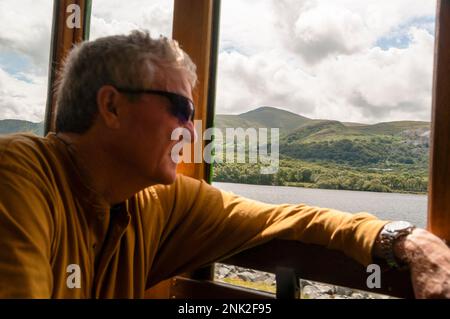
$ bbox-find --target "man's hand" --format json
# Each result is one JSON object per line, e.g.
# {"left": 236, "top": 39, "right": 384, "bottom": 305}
{"left": 394, "top": 228, "right": 450, "bottom": 299}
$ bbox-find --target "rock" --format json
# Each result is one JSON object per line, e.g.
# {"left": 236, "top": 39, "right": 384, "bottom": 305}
{"left": 217, "top": 267, "right": 231, "bottom": 278}
{"left": 254, "top": 273, "right": 271, "bottom": 282}
{"left": 350, "top": 292, "right": 366, "bottom": 299}
{"left": 263, "top": 278, "right": 275, "bottom": 286}
{"left": 237, "top": 271, "right": 257, "bottom": 282}
{"left": 315, "top": 283, "right": 334, "bottom": 295}
{"left": 301, "top": 285, "right": 321, "bottom": 299}
{"left": 335, "top": 286, "right": 353, "bottom": 296}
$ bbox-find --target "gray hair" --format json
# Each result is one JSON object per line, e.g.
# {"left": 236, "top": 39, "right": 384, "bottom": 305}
{"left": 55, "top": 30, "right": 197, "bottom": 133}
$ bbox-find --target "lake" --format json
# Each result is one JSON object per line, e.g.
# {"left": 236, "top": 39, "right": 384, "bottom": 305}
{"left": 212, "top": 182, "right": 427, "bottom": 228}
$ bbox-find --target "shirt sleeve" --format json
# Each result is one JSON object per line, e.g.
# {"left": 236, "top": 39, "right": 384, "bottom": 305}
{"left": 0, "top": 167, "right": 53, "bottom": 298}
{"left": 147, "top": 175, "right": 388, "bottom": 286}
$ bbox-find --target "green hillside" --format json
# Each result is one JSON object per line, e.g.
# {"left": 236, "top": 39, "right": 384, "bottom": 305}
{"left": 283, "top": 120, "right": 365, "bottom": 143}
{"left": 215, "top": 107, "right": 430, "bottom": 168}
{"left": 352, "top": 121, "right": 430, "bottom": 135}
{"left": 0, "top": 119, "right": 44, "bottom": 136}
{"left": 213, "top": 107, "right": 430, "bottom": 193}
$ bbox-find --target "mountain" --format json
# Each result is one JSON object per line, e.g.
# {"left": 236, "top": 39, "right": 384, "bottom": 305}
{"left": 215, "top": 107, "right": 310, "bottom": 136}
{"left": 239, "top": 107, "right": 311, "bottom": 133}
{"left": 215, "top": 107, "right": 430, "bottom": 167}
{"left": 215, "top": 106, "right": 429, "bottom": 140}
{"left": 0, "top": 119, "right": 44, "bottom": 136}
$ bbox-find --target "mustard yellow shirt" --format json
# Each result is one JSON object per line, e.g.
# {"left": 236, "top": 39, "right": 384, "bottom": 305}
{"left": 0, "top": 133, "right": 387, "bottom": 298}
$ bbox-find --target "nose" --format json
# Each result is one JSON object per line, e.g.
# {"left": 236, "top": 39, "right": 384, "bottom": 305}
{"left": 183, "top": 120, "right": 197, "bottom": 143}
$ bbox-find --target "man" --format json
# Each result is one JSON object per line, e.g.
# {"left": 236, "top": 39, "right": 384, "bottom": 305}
{"left": 0, "top": 30, "right": 449, "bottom": 298}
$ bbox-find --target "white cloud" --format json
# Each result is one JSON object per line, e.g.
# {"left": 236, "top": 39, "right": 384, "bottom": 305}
{"left": 0, "top": 0, "right": 52, "bottom": 75}
{"left": 290, "top": 4, "right": 372, "bottom": 63}
{"left": 219, "top": 0, "right": 279, "bottom": 55}
{"left": 90, "top": 0, "right": 173, "bottom": 40}
{"left": 216, "top": 0, "right": 437, "bottom": 123}
{"left": 216, "top": 50, "right": 318, "bottom": 115}
{"left": 0, "top": 0, "right": 52, "bottom": 121}
{"left": 315, "top": 27, "right": 435, "bottom": 123}
{"left": 0, "top": 67, "right": 47, "bottom": 122}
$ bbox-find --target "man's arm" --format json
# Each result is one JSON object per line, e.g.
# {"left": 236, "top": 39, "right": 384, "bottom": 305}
{"left": 147, "top": 175, "right": 388, "bottom": 286}
{"left": 0, "top": 168, "right": 53, "bottom": 298}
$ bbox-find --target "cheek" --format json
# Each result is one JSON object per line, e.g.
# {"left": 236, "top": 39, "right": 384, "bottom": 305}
{"left": 127, "top": 109, "right": 161, "bottom": 141}
{"left": 136, "top": 121, "right": 177, "bottom": 163}
{"left": 125, "top": 106, "right": 182, "bottom": 161}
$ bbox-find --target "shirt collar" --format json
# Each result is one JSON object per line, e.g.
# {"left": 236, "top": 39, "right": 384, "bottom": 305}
{"left": 47, "top": 132, "right": 112, "bottom": 214}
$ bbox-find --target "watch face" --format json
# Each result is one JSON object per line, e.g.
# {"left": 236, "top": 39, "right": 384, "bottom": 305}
{"left": 385, "top": 221, "right": 414, "bottom": 233}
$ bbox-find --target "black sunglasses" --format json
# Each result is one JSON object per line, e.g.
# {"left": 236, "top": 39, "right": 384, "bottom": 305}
{"left": 115, "top": 87, "right": 195, "bottom": 123}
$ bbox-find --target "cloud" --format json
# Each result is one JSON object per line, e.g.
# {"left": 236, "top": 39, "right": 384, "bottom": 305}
{"left": 216, "top": 50, "right": 317, "bottom": 116}
{"left": 0, "top": 0, "right": 52, "bottom": 121}
{"left": 90, "top": 0, "right": 173, "bottom": 40}
{"left": 0, "top": 67, "right": 47, "bottom": 122}
{"left": 216, "top": 0, "right": 436, "bottom": 123}
{"left": 316, "top": 27, "right": 435, "bottom": 123}
{"left": 285, "top": 3, "right": 372, "bottom": 64}
{"left": 0, "top": 0, "right": 52, "bottom": 75}
{"left": 271, "top": 0, "right": 436, "bottom": 64}
{"left": 218, "top": 0, "right": 280, "bottom": 55}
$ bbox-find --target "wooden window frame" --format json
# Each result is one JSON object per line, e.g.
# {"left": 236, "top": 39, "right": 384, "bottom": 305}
{"left": 45, "top": 0, "right": 91, "bottom": 134}
{"left": 428, "top": 0, "right": 450, "bottom": 242}
{"left": 44, "top": 0, "right": 450, "bottom": 299}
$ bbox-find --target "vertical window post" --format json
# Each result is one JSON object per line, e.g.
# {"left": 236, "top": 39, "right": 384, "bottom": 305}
{"left": 428, "top": 0, "right": 450, "bottom": 241}
{"left": 44, "top": 0, "right": 91, "bottom": 134}
{"left": 172, "top": 0, "right": 214, "bottom": 182}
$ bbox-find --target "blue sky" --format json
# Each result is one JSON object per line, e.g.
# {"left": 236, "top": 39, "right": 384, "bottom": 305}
{"left": 376, "top": 16, "right": 435, "bottom": 50}
{"left": 0, "top": 50, "right": 34, "bottom": 82}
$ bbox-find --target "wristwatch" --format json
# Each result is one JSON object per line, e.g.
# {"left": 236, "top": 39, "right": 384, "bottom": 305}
{"left": 376, "top": 221, "right": 415, "bottom": 269}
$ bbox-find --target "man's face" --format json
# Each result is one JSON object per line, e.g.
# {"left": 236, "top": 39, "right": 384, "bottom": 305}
{"left": 113, "top": 67, "right": 195, "bottom": 185}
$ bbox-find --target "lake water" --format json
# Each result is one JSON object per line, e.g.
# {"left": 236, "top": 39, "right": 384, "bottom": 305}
{"left": 212, "top": 182, "right": 427, "bottom": 228}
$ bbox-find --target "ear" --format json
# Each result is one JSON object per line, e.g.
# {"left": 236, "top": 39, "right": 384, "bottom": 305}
{"left": 97, "top": 85, "right": 122, "bottom": 129}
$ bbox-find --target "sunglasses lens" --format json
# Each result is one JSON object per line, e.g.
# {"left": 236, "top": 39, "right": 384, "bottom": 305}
{"left": 171, "top": 96, "right": 194, "bottom": 123}
{"left": 116, "top": 87, "right": 195, "bottom": 123}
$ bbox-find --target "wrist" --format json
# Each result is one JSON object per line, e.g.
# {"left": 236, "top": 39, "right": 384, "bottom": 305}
{"left": 374, "top": 221, "right": 416, "bottom": 269}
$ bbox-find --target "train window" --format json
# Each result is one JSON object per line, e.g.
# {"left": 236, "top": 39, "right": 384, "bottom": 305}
{"left": 0, "top": 0, "right": 52, "bottom": 135}
{"left": 212, "top": 0, "right": 437, "bottom": 297}
{"left": 89, "top": 0, "right": 174, "bottom": 40}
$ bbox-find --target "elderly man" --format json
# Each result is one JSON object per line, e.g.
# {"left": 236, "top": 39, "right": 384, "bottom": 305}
{"left": 0, "top": 30, "right": 449, "bottom": 299}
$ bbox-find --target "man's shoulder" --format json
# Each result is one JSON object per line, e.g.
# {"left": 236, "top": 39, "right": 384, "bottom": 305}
{"left": 136, "top": 175, "right": 202, "bottom": 203}
{"left": 0, "top": 132, "right": 47, "bottom": 155}
{"left": 149, "top": 174, "right": 203, "bottom": 194}
{"left": 0, "top": 132, "right": 56, "bottom": 176}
